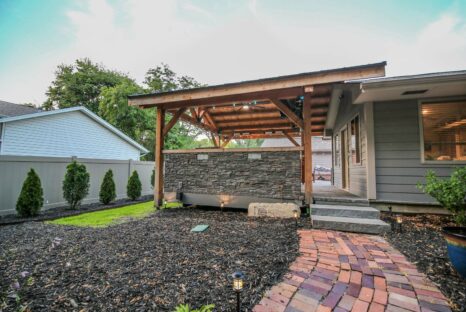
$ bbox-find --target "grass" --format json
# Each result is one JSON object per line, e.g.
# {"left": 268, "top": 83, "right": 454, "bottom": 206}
{"left": 48, "top": 201, "right": 181, "bottom": 228}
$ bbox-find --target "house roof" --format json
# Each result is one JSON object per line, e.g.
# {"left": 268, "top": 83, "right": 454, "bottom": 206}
{"left": 0, "top": 100, "right": 40, "bottom": 118}
{"left": 354, "top": 69, "right": 466, "bottom": 104}
{"left": 0, "top": 106, "right": 149, "bottom": 153}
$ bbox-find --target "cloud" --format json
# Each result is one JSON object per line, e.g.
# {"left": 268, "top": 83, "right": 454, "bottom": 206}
{"left": 0, "top": 1, "right": 465, "bottom": 105}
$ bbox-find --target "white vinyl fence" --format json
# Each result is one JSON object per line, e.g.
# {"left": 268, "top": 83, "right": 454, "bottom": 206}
{"left": 0, "top": 156, "right": 154, "bottom": 216}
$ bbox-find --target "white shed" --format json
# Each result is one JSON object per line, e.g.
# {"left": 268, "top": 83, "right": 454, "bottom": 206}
{"left": 0, "top": 106, "right": 148, "bottom": 160}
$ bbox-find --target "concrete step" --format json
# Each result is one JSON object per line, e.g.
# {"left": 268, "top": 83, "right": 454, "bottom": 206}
{"left": 313, "top": 197, "right": 370, "bottom": 207}
{"left": 311, "top": 204, "right": 380, "bottom": 219}
{"left": 312, "top": 215, "right": 391, "bottom": 235}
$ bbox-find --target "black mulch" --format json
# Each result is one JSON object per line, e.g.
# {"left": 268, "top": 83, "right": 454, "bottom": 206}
{"left": 0, "top": 196, "right": 153, "bottom": 226}
{"left": 382, "top": 213, "right": 466, "bottom": 312}
{"left": 0, "top": 208, "right": 299, "bottom": 311}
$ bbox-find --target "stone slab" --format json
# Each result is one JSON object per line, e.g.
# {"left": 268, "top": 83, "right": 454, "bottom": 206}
{"left": 248, "top": 202, "right": 300, "bottom": 218}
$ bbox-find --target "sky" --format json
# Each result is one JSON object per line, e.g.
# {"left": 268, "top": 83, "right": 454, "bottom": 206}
{"left": 0, "top": 0, "right": 465, "bottom": 105}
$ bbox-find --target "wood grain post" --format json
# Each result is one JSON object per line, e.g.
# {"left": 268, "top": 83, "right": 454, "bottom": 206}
{"left": 303, "top": 93, "right": 313, "bottom": 205}
{"left": 154, "top": 107, "right": 165, "bottom": 208}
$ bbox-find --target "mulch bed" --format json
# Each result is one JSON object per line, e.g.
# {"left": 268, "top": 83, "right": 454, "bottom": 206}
{"left": 0, "top": 208, "right": 299, "bottom": 311}
{"left": 0, "top": 195, "right": 153, "bottom": 226}
{"left": 382, "top": 213, "right": 466, "bottom": 312}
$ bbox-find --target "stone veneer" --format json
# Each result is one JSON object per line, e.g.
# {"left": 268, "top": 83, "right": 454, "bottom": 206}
{"left": 164, "top": 150, "right": 302, "bottom": 201}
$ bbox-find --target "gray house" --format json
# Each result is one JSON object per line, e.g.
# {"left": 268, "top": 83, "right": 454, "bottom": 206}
{"left": 0, "top": 104, "right": 148, "bottom": 160}
{"left": 325, "top": 70, "right": 466, "bottom": 212}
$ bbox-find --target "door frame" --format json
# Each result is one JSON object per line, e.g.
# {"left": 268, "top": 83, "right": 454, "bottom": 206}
{"left": 340, "top": 126, "right": 350, "bottom": 190}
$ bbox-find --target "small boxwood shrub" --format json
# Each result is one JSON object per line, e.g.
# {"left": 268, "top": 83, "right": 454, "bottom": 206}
{"left": 418, "top": 167, "right": 466, "bottom": 225}
{"left": 63, "top": 161, "right": 90, "bottom": 209}
{"left": 99, "top": 169, "right": 116, "bottom": 204}
{"left": 127, "top": 170, "right": 142, "bottom": 200}
{"left": 16, "top": 169, "right": 44, "bottom": 217}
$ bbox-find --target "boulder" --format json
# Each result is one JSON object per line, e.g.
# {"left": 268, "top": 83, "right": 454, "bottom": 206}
{"left": 248, "top": 202, "right": 300, "bottom": 218}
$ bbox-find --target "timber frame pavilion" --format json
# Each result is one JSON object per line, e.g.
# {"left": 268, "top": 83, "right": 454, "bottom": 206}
{"left": 128, "top": 62, "right": 386, "bottom": 207}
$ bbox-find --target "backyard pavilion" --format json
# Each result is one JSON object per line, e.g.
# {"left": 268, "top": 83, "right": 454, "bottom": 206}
{"left": 128, "top": 62, "right": 386, "bottom": 207}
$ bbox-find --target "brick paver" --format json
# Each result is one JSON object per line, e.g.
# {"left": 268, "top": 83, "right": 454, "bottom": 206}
{"left": 253, "top": 230, "right": 451, "bottom": 312}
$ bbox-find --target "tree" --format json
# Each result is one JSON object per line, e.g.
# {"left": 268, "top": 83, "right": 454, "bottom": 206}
{"left": 127, "top": 170, "right": 142, "bottom": 200}
{"left": 99, "top": 80, "right": 149, "bottom": 141}
{"left": 44, "top": 58, "right": 130, "bottom": 113}
{"left": 63, "top": 161, "right": 90, "bottom": 209}
{"left": 16, "top": 169, "right": 44, "bottom": 217}
{"left": 100, "top": 169, "right": 116, "bottom": 205}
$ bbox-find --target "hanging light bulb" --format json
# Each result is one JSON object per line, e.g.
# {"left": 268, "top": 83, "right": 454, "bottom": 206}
{"left": 243, "top": 103, "right": 250, "bottom": 110}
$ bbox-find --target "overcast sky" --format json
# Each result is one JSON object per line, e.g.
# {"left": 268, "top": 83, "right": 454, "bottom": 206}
{"left": 1, "top": 0, "right": 465, "bottom": 105}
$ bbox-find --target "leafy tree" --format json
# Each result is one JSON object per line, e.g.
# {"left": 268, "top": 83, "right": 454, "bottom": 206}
{"left": 16, "top": 169, "right": 44, "bottom": 217}
{"left": 417, "top": 167, "right": 466, "bottom": 225}
{"left": 99, "top": 80, "right": 149, "bottom": 140}
{"left": 127, "top": 170, "right": 142, "bottom": 200}
{"left": 63, "top": 161, "right": 90, "bottom": 209}
{"left": 99, "top": 169, "right": 116, "bottom": 204}
{"left": 44, "top": 58, "right": 130, "bottom": 113}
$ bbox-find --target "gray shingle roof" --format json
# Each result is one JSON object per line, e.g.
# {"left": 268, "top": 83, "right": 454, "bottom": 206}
{"left": 0, "top": 100, "right": 40, "bottom": 118}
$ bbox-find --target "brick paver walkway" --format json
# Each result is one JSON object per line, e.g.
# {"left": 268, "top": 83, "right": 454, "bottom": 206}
{"left": 253, "top": 230, "right": 451, "bottom": 312}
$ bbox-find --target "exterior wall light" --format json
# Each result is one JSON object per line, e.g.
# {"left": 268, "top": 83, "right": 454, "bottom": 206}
{"left": 232, "top": 271, "right": 245, "bottom": 312}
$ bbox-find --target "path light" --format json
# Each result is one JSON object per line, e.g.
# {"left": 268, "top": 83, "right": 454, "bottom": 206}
{"left": 220, "top": 201, "right": 225, "bottom": 211}
{"left": 396, "top": 215, "right": 403, "bottom": 233}
{"left": 163, "top": 199, "right": 167, "bottom": 209}
{"left": 232, "top": 271, "right": 245, "bottom": 312}
{"left": 293, "top": 209, "right": 299, "bottom": 227}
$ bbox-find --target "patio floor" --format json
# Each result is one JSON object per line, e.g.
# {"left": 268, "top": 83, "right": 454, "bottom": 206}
{"left": 253, "top": 230, "right": 452, "bottom": 312}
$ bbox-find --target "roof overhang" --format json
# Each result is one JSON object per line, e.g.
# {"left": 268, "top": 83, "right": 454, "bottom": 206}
{"left": 128, "top": 62, "right": 386, "bottom": 139}
{"left": 354, "top": 70, "right": 466, "bottom": 104}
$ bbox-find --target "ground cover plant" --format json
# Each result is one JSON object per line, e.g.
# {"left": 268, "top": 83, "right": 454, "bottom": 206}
{"left": 47, "top": 201, "right": 180, "bottom": 227}
{"left": 0, "top": 208, "right": 298, "bottom": 311}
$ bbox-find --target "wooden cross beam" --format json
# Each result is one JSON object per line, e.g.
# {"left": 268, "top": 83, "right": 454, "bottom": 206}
{"left": 269, "top": 98, "right": 304, "bottom": 129}
{"left": 163, "top": 108, "right": 187, "bottom": 136}
{"left": 284, "top": 132, "right": 300, "bottom": 147}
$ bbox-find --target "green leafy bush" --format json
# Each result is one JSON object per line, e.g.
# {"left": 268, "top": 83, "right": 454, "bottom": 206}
{"left": 151, "top": 169, "right": 155, "bottom": 189}
{"left": 127, "top": 170, "right": 142, "bottom": 200}
{"left": 417, "top": 167, "right": 466, "bottom": 225}
{"left": 63, "top": 161, "right": 90, "bottom": 209}
{"left": 174, "top": 304, "right": 215, "bottom": 312}
{"left": 99, "top": 169, "right": 116, "bottom": 204}
{"left": 16, "top": 169, "right": 44, "bottom": 217}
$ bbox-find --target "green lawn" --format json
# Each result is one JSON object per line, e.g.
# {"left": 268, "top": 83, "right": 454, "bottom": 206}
{"left": 48, "top": 201, "right": 181, "bottom": 228}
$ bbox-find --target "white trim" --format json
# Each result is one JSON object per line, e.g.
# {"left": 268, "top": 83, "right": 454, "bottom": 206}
{"left": 364, "top": 102, "right": 377, "bottom": 200}
{"left": 0, "top": 123, "right": 4, "bottom": 154}
{"left": 0, "top": 107, "right": 149, "bottom": 153}
{"left": 418, "top": 99, "right": 466, "bottom": 164}
{"left": 349, "top": 113, "right": 363, "bottom": 166}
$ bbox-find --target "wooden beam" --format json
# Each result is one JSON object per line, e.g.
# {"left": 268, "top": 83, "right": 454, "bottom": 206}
{"left": 303, "top": 93, "right": 313, "bottom": 205}
{"left": 270, "top": 98, "right": 304, "bottom": 129}
{"left": 190, "top": 108, "right": 198, "bottom": 119}
{"left": 203, "top": 110, "right": 218, "bottom": 130}
{"left": 129, "top": 63, "right": 386, "bottom": 107}
{"left": 154, "top": 107, "right": 165, "bottom": 208}
{"left": 180, "top": 113, "right": 215, "bottom": 133}
{"left": 163, "top": 108, "right": 187, "bottom": 136}
{"left": 210, "top": 133, "right": 219, "bottom": 147}
{"left": 221, "top": 136, "right": 234, "bottom": 148}
{"left": 284, "top": 132, "right": 300, "bottom": 147}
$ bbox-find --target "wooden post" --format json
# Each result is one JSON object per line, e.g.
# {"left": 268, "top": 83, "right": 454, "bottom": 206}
{"left": 154, "top": 107, "right": 165, "bottom": 208}
{"left": 303, "top": 93, "right": 313, "bottom": 205}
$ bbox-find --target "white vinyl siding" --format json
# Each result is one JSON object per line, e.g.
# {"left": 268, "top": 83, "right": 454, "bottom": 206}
{"left": 1, "top": 111, "right": 141, "bottom": 160}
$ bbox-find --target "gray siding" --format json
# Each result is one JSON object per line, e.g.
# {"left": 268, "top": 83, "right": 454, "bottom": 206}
{"left": 0, "top": 156, "right": 154, "bottom": 216}
{"left": 1, "top": 111, "right": 141, "bottom": 160}
{"left": 332, "top": 91, "right": 368, "bottom": 198}
{"left": 374, "top": 100, "right": 460, "bottom": 203}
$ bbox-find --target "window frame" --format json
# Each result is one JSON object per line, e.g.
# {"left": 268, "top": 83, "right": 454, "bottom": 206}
{"left": 418, "top": 99, "right": 466, "bottom": 165}
{"left": 334, "top": 132, "right": 341, "bottom": 167}
{"left": 350, "top": 114, "right": 362, "bottom": 166}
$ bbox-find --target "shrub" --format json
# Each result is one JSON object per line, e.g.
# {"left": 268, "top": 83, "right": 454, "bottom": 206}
{"left": 127, "top": 170, "right": 142, "bottom": 200}
{"left": 63, "top": 161, "right": 90, "bottom": 209}
{"left": 16, "top": 169, "right": 44, "bottom": 217}
{"left": 99, "top": 169, "right": 116, "bottom": 204}
{"left": 174, "top": 304, "right": 215, "bottom": 312}
{"left": 417, "top": 167, "right": 466, "bottom": 225}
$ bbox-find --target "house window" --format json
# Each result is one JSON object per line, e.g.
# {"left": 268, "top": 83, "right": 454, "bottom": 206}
{"left": 334, "top": 134, "right": 340, "bottom": 167}
{"left": 421, "top": 101, "right": 466, "bottom": 161}
{"left": 351, "top": 115, "right": 361, "bottom": 164}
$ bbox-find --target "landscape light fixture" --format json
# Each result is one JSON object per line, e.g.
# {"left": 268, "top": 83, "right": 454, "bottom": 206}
{"left": 396, "top": 215, "right": 403, "bottom": 233}
{"left": 163, "top": 199, "right": 167, "bottom": 209}
{"left": 232, "top": 271, "right": 245, "bottom": 312}
{"left": 220, "top": 201, "right": 225, "bottom": 211}
{"left": 293, "top": 209, "right": 299, "bottom": 227}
